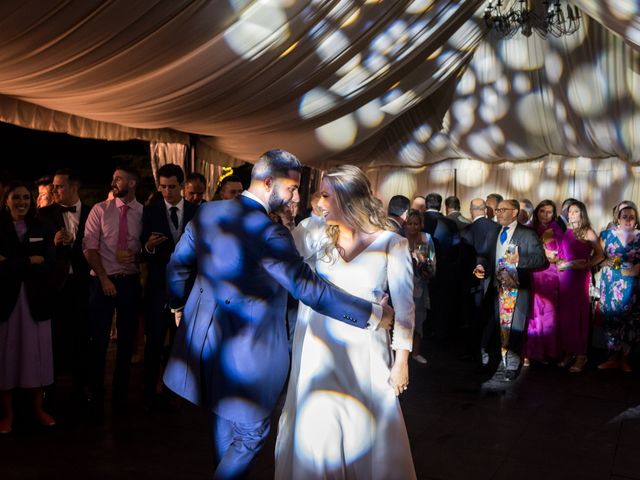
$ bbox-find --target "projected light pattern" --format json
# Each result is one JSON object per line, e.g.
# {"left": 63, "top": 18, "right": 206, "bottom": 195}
{"left": 361, "top": 7, "right": 640, "bottom": 231}
{"left": 294, "top": 390, "right": 375, "bottom": 468}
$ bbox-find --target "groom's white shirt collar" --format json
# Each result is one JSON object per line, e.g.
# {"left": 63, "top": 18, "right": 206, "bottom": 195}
{"left": 242, "top": 191, "right": 270, "bottom": 214}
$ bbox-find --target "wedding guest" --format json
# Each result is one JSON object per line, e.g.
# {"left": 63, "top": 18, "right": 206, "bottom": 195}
{"left": 83, "top": 166, "right": 143, "bottom": 411}
{"left": 405, "top": 209, "right": 435, "bottom": 364}
{"left": 517, "top": 199, "right": 534, "bottom": 227}
{"left": 0, "top": 181, "right": 56, "bottom": 433}
{"left": 37, "top": 169, "right": 92, "bottom": 395}
{"left": 412, "top": 195, "right": 426, "bottom": 213}
{"left": 445, "top": 195, "right": 471, "bottom": 231}
{"left": 557, "top": 198, "right": 578, "bottom": 232}
{"left": 35, "top": 175, "right": 54, "bottom": 209}
{"left": 140, "top": 164, "right": 197, "bottom": 410}
{"left": 557, "top": 201, "right": 604, "bottom": 373}
{"left": 485, "top": 193, "right": 503, "bottom": 221}
{"left": 598, "top": 204, "right": 640, "bottom": 373}
{"left": 184, "top": 172, "right": 207, "bottom": 205}
{"left": 524, "top": 200, "right": 563, "bottom": 364}
{"left": 216, "top": 174, "right": 243, "bottom": 200}
{"left": 462, "top": 199, "right": 500, "bottom": 367}
{"left": 473, "top": 199, "right": 546, "bottom": 381}
{"left": 388, "top": 195, "right": 410, "bottom": 235}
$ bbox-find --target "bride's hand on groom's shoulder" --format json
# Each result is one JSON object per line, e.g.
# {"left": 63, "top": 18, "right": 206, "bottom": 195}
{"left": 379, "top": 295, "right": 394, "bottom": 331}
{"left": 389, "top": 350, "right": 410, "bottom": 396}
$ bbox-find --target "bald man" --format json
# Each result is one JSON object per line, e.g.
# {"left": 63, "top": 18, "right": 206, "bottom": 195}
{"left": 461, "top": 199, "right": 500, "bottom": 367}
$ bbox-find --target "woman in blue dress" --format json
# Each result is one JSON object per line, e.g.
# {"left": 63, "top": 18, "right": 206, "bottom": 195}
{"left": 598, "top": 204, "right": 640, "bottom": 373}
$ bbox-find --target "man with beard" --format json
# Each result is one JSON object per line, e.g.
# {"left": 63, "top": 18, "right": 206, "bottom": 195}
{"left": 163, "top": 150, "right": 394, "bottom": 479}
{"left": 83, "top": 166, "right": 143, "bottom": 412}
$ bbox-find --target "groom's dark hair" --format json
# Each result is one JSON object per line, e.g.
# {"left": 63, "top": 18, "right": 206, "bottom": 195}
{"left": 252, "top": 149, "right": 302, "bottom": 180}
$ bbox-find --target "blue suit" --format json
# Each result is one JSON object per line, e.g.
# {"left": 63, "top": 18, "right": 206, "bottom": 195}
{"left": 163, "top": 194, "right": 375, "bottom": 478}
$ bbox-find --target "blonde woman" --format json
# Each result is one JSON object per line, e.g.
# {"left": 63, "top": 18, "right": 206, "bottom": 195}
{"left": 275, "top": 166, "right": 416, "bottom": 479}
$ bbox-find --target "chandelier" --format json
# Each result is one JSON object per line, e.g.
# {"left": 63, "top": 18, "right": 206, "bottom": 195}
{"left": 484, "top": 0, "right": 582, "bottom": 39}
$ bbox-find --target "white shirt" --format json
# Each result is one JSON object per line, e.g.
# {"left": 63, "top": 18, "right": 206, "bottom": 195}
{"left": 495, "top": 220, "right": 518, "bottom": 269}
{"left": 241, "top": 190, "right": 270, "bottom": 214}
{"left": 472, "top": 215, "right": 486, "bottom": 222}
{"left": 61, "top": 199, "right": 82, "bottom": 242}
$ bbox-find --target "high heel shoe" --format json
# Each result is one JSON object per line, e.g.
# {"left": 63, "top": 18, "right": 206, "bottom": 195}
{"left": 569, "top": 355, "right": 588, "bottom": 373}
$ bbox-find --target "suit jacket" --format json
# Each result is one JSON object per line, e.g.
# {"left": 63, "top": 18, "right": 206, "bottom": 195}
{"left": 388, "top": 216, "right": 405, "bottom": 237}
{"left": 462, "top": 217, "right": 500, "bottom": 290}
{"left": 447, "top": 211, "right": 471, "bottom": 231}
{"left": 478, "top": 223, "right": 546, "bottom": 351}
{"left": 0, "top": 215, "right": 55, "bottom": 322}
{"left": 423, "top": 211, "right": 460, "bottom": 280}
{"left": 140, "top": 197, "right": 198, "bottom": 295}
{"left": 37, "top": 202, "right": 91, "bottom": 290}
{"left": 163, "top": 195, "right": 376, "bottom": 423}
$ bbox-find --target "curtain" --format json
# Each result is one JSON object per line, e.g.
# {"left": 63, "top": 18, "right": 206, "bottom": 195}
{"left": 149, "top": 142, "right": 188, "bottom": 185}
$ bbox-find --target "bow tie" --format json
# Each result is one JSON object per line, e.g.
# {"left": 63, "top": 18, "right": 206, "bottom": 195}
{"left": 59, "top": 205, "right": 76, "bottom": 213}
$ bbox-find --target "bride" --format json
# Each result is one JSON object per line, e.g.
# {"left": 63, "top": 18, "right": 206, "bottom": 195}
{"left": 275, "top": 165, "right": 417, "bottom": 479}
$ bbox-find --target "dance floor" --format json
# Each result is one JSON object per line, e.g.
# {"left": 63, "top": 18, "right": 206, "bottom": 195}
{"left": 1, "top": 337, "right": 639, "bottom": 480}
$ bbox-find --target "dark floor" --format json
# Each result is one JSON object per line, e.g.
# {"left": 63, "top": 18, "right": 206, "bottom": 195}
{"left": 1, "top": 336, "right": 639, "bottom": 480}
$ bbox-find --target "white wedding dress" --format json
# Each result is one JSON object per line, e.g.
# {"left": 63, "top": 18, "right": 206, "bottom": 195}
{"left": 275, "top": 223, "right": 417, "bottom": 480}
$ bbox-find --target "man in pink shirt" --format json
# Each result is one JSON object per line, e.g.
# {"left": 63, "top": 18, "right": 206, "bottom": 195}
{"left": 83, "top": 165, "right": 143, "bottom": 412}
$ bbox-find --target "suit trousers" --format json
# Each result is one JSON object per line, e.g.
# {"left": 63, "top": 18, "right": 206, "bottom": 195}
{"left": 50, "top": 274, "right": 90, "bottom": 388}
{"left": 143, "top": 286, "right": 176, "bottom": 400}
{"left": 212, "top": 414, "right": 271, "bottom": 480}
{"left": 88, "top": 274, "right": 140, "bottom": 403}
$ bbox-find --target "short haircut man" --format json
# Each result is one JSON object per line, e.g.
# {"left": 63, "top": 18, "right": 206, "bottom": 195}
{"left": 425, "top": 193, "right": 443, "bottom": 211}
{"left": 185, "top": 172, "right": 207, "bottom": 204}
{"left": 217, "top": 174, "right": 244, "bottom": 200}
{"left": 469, "top": 198, "right": 487, "bottom": 219}
{"left": 445, "top": 196, "right": 461, "bottom": 212}
{"left": 388, "top": 195, "right": 410, "bottom": 218}
{"left": 157, "top": 163, "right": 185, "bottom": 184}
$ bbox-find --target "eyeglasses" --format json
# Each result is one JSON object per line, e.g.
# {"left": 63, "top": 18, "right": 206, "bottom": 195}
{"left": 494, "top": 208, "right": 516, "bottom": 213}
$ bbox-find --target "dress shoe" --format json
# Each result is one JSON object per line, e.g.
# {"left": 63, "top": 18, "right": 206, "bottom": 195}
{"left": 412, "top": 354, "right": 428, "bottom": 365}
{"left": 503, "top": 369, "right": 519, "bottom": 382}
{"left": 35, "top": 411, "right": 56, "bottom": 427}
{"left": 569, "top": 356, "right": 587, "bottom": 373}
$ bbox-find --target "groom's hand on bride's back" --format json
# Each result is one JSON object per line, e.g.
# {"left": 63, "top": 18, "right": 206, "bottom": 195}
{"left": 379, "top": 294, "right": 394, "bottom": 331}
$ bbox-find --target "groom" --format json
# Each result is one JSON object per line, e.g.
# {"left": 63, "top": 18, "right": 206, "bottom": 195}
{"left": 163, "top": 149, "right": 393, "bottom": 479}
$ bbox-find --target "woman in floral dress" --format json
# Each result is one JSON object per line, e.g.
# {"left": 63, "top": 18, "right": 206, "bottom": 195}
{"left": 598, "top": 204, "right": 640, "bottom": 373}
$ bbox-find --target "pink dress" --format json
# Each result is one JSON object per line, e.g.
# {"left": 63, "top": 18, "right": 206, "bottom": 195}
{"left": 524, "top": 221, "right": 563, "bottom": 361}
{"left": 557, "top": 229, "right": 593, "bottom": 356}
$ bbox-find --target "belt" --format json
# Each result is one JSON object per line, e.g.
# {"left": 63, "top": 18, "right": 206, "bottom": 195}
{"left": 109, "top": 273, "right": 139, "bottom": 279}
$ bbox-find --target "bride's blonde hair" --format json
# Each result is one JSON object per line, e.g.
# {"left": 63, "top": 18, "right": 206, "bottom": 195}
{"left": 321, "top": 165, "right": 392, "bottom": 257}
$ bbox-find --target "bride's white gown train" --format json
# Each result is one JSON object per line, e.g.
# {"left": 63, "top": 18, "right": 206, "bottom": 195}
{"left": 275, "top": 225, "right": 417, "bottom": 480}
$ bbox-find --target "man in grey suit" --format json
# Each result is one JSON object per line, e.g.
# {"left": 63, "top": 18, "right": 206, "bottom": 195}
{"left": 473, "top": 199, "right": 546, "bottom": 381}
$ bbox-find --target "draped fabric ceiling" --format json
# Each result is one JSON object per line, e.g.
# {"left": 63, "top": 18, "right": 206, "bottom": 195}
{"left": 1, "top": 0, "right": 640, "bottom": 227}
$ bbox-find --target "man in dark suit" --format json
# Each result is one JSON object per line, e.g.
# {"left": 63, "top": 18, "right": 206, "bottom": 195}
{"left": 473, "top": 199, "right": 546, "bottom": 381}
{"left": 387, "top": 195, "right": 409, "bottom": 236}
{"left": 557, "top": 197, "right": 578, "bottom": 232}
{"left": 423, "top": 192, "right": 460, "bottom": 341}
{"left": 163, "top": 150, "right": 393, "bottom": 479}
{"left": 37, "top": 168, "right": 92, "bottom": 394}
{"left": 445, "top": 195, "right": 471, "bottom": 231}
{"left": 140, "top": 163, "right": 198, "bottom": 409}
{"left": 461, "top": 199, "right": 500, "bottom": 365}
